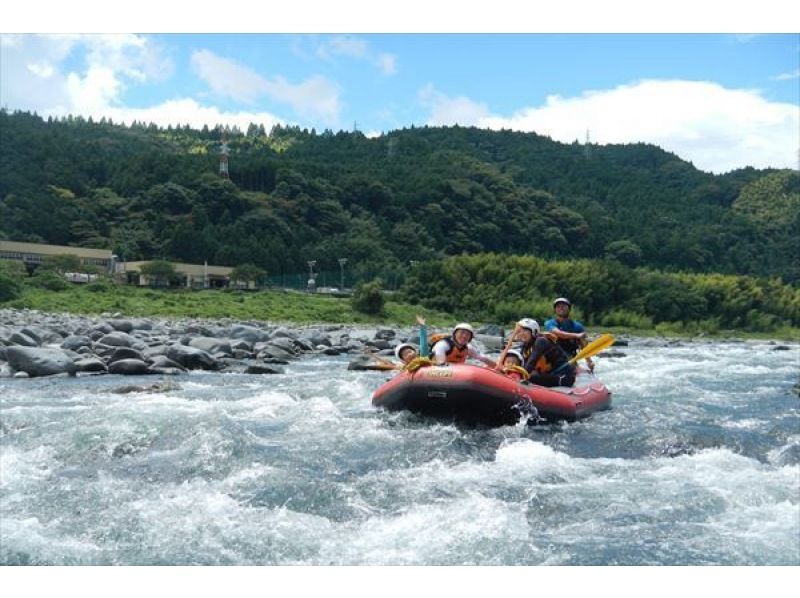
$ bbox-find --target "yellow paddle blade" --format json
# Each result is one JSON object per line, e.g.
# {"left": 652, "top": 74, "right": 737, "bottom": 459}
{"left": 569, "top": 333, "right": 616, "bottom": 365}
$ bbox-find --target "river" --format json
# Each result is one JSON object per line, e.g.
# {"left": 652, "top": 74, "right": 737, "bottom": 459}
{"left": 1, "top": 340, "right": 798, "bottom": 565}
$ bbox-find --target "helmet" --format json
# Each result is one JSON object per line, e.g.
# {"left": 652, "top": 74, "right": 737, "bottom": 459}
{"left": 506, "top": 349, "right": 524, "bottom": 364}
{"left": 553, "top": 297, "right": 572, "bottom": 308}
{"left": 394, "top": 343, "right": 417, "bottom": 360}
{"left": 517, "top": 318, "right": 540, "bottom": 335}
{"left": 452, "top": 323, "right": 474, "bottom": 340}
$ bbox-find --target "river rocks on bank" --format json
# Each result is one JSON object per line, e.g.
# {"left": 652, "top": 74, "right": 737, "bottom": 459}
{"left": 5, "top": 346, "right": 77, "bottom": 377}
{"left": 165, "top": 344, "right": 219, "bottom": 370}
{"left": 108, "top": 359, "right": 154, "bottom": 375}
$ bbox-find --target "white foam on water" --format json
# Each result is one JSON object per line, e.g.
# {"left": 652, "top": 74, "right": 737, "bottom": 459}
{"left": 0, "top": 445, "right": 55, "bottom": 492}
{"left": 0, "top": 516, "right": 102, "bottom": 564}
{"left": 126, "top": 478, "right": 331, "bottom": 564}
{"left": 316, "top": 494, "right": 557, "bottom": 565}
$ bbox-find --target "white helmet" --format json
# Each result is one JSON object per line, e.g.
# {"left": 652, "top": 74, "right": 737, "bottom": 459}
{"left": 553, "top": 297, "right": 572, "bottom": 308}
{"left": 506, "top": 349, "right": 524, "bottom": 364}
{"left": 452, "top": 323, "right": 474, "bottom": 340}
{"left": 517, "top": 318, "right": 540, "bottom": 335}
{"left": 394, "top": 343, "right": 417, "bottom": 360}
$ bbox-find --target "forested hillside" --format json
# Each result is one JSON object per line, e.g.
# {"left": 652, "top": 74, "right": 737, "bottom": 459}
{"left": 1, "top": 109, "right": 798, "bottom": 287}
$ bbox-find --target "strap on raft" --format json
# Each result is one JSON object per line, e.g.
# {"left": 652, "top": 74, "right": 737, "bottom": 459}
{"left": 402, "top": 356, "right": 435, "bottom": 373}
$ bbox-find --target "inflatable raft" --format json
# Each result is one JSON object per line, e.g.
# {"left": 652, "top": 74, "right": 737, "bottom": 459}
{"left": 372, "top": 363, "right": 611, "bottom": 425}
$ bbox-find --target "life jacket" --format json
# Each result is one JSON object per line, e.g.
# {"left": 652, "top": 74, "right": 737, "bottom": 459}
{"left": 428, "top": 334, "right": 469, "bottom": 364}
{"left": 520, "top": 332, "right": 558, "bottom": 363}
{"left": 501, "top": 364, "right": 530, "bottom": 381}
{"left": 527, "top": 333, "right": 569, "bottom": 374}
{"left": 551, "top": 319, "right": 583, "bottom": 357}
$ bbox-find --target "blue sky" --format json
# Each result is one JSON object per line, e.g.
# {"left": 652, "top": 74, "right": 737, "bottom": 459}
{"left": 2, "top": 3, "right": 798, "bottom": 173}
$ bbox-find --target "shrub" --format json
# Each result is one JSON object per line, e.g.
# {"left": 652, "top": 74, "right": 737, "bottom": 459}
{"left": 0, "top": 272, "right": 22, "bottom": 302}
{"left": 352, "top": 279, "right": 385, "bottom": 315}
{"left": 28, "top": 269, "right": 68, "bottom": 291}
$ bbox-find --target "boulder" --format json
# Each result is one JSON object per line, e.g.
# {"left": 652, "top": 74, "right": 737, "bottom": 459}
{"left": 61, "top": 335, "right": 93, "bottom": 351}
{"left": 99, "top": 332, "right": 143, "bottom": 349}
{"left": 9, "top": 331, "right": 39, "bottom": 347}
{"left": 229, "top": 324, "right": 270, "bottom": 343}
{"left": 107, "top": 319, "right": 134, "bottom": 332}
{"left": 187, "top": 337, "right": 233, "bottom": 356}
{"left": 74, "top": 357, "right": 108, "bottom": 374}
{"left": 5, "top": 346, "right": 77, "bottom": 377}
{"left": 147, "top": 355, "right": 187, "bottom": 372}
{"left": 108, "top": 359, "right": 154, "bottom": 375}
{"left": 244, "top": 364, "right": 285, "bottom": 375}
{"left": 165, "top": 344, "right": 219, "bottom": 370}
{"left": 264, "top": 337, "right": 297, "bottom": 354}
{"left": 257, "top": 344, "right": 295, "bottom": 361}
{"left": 107, "top": 347, "right": 145, "bottom": 364}
{"left": 374, "top": 328, "right": 396, "bottom": 341}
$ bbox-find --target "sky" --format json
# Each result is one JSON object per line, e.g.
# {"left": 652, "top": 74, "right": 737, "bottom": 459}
{"left": 1, "top": 2, "right": 799, "bottom": 174}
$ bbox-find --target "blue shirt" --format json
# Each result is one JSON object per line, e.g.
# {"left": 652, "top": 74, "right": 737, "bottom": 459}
{"left": 544, "top": 317, "right": 585, "bottom": 358}
{"left": 544, "top": 318, "right": 585, "bottom": 334}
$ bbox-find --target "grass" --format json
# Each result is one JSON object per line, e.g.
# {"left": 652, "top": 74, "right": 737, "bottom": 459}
{"left": 4, "top": 284, "right": 799, "bottom": 341}
{"left": 4, "top": 284, "right": 456, "bottom": 326}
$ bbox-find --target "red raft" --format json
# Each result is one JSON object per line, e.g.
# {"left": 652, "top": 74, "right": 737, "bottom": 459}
{"left": 371, "top": 363, "right": 611, "bottom": 425}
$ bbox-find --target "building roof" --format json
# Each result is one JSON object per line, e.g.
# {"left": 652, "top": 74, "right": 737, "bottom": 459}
{"left": 124, "top": 261, "right": 233, "bottom": 276}
{"left": 0, "top": 240, "right": 112, "bottom": 260}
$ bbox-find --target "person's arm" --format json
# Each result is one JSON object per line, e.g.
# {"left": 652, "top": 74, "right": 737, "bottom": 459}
{"left": 523, "top": 338, "right": 547, "bottom": 374}
{"left": 416, "top": 315, "right": 428, "bottom": 355}
{"left": 468, "top": 345, "right": 497, "bottom": 368}
{"left": 431, "top": 340, "right": 449, "bottom": 364}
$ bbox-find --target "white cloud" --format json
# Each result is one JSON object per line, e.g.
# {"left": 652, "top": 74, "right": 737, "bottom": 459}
{"left": 772, "top": 69, "right": 800, "bottom": 81}
{"left": 0, "top": 34, "right": 173, "bottom": 115}
{"left": 88, "top": 98, "right": 284, "bottom": 132}
{"left": 376, "top": 53, "right": 397, "bottom": 75}
{"left": 420, "top": 80, "right": 799, "bottom": 173}
{"left": 314, "top": 35, "right": 397, "bottom": 76}
{"left": 319, "top": 35, "right": 368, "bottom": 60}
{"left": 190, "top": 49, "right": 341, "bottom": 124}
{"left": 419, "top": 83, "right": 491, "bottom": 126}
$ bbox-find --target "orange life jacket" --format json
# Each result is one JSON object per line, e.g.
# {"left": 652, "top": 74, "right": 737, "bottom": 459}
{"left": 429, "top": 335, "right": 469, "bottom": 364}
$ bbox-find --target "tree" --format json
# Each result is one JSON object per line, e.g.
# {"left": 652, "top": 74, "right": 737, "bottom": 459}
{"left": 352, "top": 279, "right": 385, "bottom": 315}
{"left": 139, "top": 260, "right": 179, "bottom": 287}
{"left": 230, "top": 263, "right": 267, "bottom": 286}
{"left": 0, "top": 272, "right": 22, "bottom": 301}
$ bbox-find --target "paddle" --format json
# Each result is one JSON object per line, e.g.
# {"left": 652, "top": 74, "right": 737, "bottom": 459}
{"left": 363, "top": 349, "right": 399, "bottom": 370}
{"left": 494, "top": 324, "right": 521, "bottom": 372}
{"left": 553, "top": 333, "right": 616, "bottom": 373}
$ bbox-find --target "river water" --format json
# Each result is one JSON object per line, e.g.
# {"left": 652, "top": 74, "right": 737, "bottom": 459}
{"left": 1, "top": 340, "right": 798, "bottom": 565}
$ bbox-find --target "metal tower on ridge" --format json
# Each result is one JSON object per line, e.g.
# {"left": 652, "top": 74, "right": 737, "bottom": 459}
{"left": 219, "top": 136, "right": 230, "bottom": 178}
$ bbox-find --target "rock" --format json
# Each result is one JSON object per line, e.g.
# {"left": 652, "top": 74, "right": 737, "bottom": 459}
{"left": 265, "top": 337, "right": 297, "bottom": 354}
{"left": 165, "top": 344, "right": 219, "bottom": 370}
{"left": 107, "top": 319, "right": 134, "bottom": 333}
{"left": 473, "top": 333, "right": 503, "bottom": 351}
{"left": 366, "top": 339, "right": 392, "bottom": 350}
{"left": 107, "top": 347, "right": 145, "bottom": 364}
{"left": 374, "top": 328, "right": 396, "bottom": 341}
{"left": 187, "top": 337, "right": 233, "bottom": 356}
{"left": 99, "top": 332, "right": 143, "bottom": 349}
{"left": 270, "top": 326, "right": 297, "bottom": 339}
{"left": 292, "top": 337, "right": 315, "bottom": 352}
{"left": 260, "top": 357, "right": 289, "bottom": 365}
{"left": 232, "top": 349, "right": 253, "bottom": 360}
{"left": 476, "top": 324, "right": 503, "bottom": 337}
{"left": 74, "top": 357, "right": 108, "bottom": 374}
{"left": 245, "top": 364, "right": 284, "bottom": 374}
{"left": 772, "top": 345, "right": 791, "bottom": 351}
{"left": 147, "top": 355, "right": 187, "bottom": 372}
{"left": 61, "top": 335, "right": 93, "bottom": 351}
{"left": 9, "top": 331, "right": 39, "bottom": 347}
{"left": 612, "top": 339, "right": 629, "bottom": 347}
{"left": 14, "top": 371, "right": 30, "bottom": 378}
{"left": 229, "top": 339, "right": 253, "bottom": 352}
{"left": 303, "top": 331, "right": 332, "bottom": 347}
{"left": 111, "top": 381, "right": 181, "bottom": 394}
{"left": 5, "top": 346, "right": 77, "bottom": 377}
{"left": 229, "top": 325, "right": 270, "bottom": 343}
{"left": 347, "top": 355, "right": 393, "bottom": 371}
{"left": 108, "top": 359, "right": 153, "bottom": 375}
{"left": 257, "top": 345, "right": 295, "bottom": 361}
{"left": 601, "top": 350, "right": 627, "bottom": 359}
{"left": 323, "top": 347, "right": 344, "bottom": 355}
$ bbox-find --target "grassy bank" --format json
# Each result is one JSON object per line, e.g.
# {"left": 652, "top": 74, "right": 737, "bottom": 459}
{"left": 4, "top": 284, "right": 456, "bottom": 326}
{"left": 3, "top": 284, "right": 798, "bottom": 341}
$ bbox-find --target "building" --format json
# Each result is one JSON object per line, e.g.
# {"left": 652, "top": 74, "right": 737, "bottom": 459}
{"left": 0, "top": 240, "right": 117, "bottom": 273}
{"left": 123, "top": 261, "right": 245, "bottom": 289}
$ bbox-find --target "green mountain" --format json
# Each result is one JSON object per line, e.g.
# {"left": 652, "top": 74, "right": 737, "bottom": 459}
{"left": 1, "top": 109, "right": 798, "bottom": 285}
